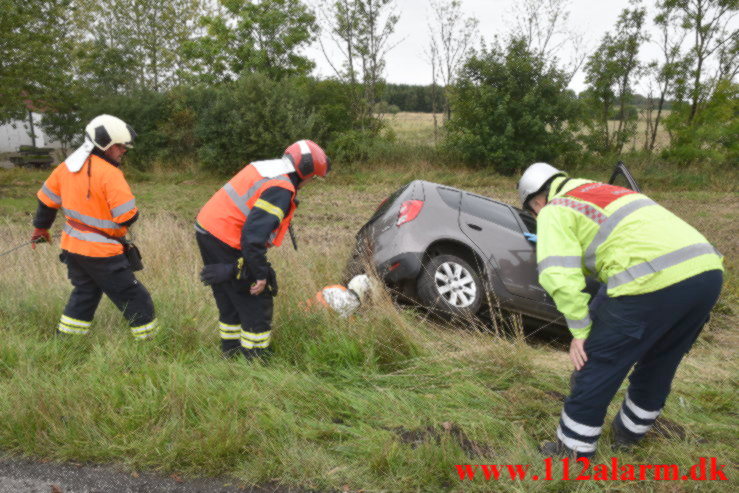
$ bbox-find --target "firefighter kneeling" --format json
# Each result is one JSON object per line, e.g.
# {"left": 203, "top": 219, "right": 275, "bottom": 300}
{"left": 196, "top": 140, "right": 330, "bottom": 360}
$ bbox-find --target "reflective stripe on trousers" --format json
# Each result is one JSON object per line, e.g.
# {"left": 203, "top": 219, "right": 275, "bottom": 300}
{"left": 219, "top": 321, "right": 241, "bottom": 340}
{"left": 131, "top": 319, "right": 159, "bottom": 339}
{"left": 58, "top": 314, "right": 92, "bottom": 335}
{"left": 241, "top": 330, "right": 271, "bottom": 349}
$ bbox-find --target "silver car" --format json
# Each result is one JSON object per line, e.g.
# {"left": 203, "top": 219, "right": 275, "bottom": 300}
{"left": 346, "top": 163, "right": 640, "bottom": 328}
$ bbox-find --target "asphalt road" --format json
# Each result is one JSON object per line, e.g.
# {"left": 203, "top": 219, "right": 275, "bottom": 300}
{"left": 0, "top": 457, "right": 304, "bottom": 493}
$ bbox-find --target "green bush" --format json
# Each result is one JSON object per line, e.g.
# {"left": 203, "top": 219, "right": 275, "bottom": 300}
{"left": 79, "top": 90, "right": 172, "bottom": 170}
{"left": 443, "top": 38, "right": 582, "bottom": 174}
{"left": 662, "top": 80, "right": 738, "bottom": 166}
{"left": 195, "top": 74, "right": 322, "bottom": 174}
{"left": 53, "top": 76, "right": 368, "bottom": 174}
{"left": 329, "top": 129, "right": 384, "bottom": 163}
{"left": 195, "top": 75, "right": 374, "bottom": 175}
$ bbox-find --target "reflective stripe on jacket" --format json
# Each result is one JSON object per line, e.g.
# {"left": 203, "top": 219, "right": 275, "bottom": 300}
{"left": 196, "top": 164, "right": 297, "bottom": 250}
{"left": 36, "top": 155, "right": 137, "bottom": 257}
{"left": 537, "top": 176, "right": 723, "bottom": 339}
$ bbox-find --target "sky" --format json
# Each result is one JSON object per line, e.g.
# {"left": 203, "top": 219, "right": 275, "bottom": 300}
{"left": 305, "top": 0, "right": 675, "bottom": 94}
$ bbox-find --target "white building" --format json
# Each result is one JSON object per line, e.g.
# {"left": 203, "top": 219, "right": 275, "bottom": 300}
{"left": 0, "top": 112, "right": 64, "bottom": 153}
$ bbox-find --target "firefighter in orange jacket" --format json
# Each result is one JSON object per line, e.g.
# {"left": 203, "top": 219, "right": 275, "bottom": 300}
{"left": 196, "top": 140, "right": 330, "bottom": 360}
{"left": 33, "top": 115, "right": 158, "bottom": 339}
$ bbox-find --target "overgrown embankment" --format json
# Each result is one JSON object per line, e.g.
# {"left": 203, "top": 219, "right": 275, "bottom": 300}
{"left": 0, "top": 166, "right": 736, "bottom": 491}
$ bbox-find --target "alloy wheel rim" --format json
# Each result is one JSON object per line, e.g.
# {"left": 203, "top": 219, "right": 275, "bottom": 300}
{"left": 434, "top": 261, "right": 477, "bottom": 308}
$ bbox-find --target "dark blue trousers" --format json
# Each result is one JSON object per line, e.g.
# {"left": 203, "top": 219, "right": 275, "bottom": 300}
{"left": 557, "top": 270, "right": 723, "bottom": 454}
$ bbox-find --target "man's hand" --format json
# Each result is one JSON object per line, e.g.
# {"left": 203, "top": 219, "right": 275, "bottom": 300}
{"left": 31, "top": 228, "right": 51, "bottom": 249}
{"left": 569, "top": 338, "right": 588, "bottom": 370}
{"left": 250, "top": 279, "right": 267, "bottom": 295}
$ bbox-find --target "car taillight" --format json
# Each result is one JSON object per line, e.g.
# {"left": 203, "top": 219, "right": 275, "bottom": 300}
{"left": 397, "top": 200, "right": 424, "bottom": 226}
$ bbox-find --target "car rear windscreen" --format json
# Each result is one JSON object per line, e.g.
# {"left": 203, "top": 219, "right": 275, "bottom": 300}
{"left": 368, "top": 184, "right": 410, "bottom": 223}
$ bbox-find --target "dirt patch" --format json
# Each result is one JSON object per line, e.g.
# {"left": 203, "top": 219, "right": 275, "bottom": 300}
{"left": 544, "top": 390, "right": 567, "bottom": 402}
{"left": 389, "top": 422, "right": 494, "bottom": 458}
{"left": 649, "top": 417, "right": 688, "bottom": 440}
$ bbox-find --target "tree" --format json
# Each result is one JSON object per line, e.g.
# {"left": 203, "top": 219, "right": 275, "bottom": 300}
{"left": 643, "top": 6, "right": 689, "bottom": 151}
{"left": 509, "top": 0, "right": 586, "bottom": 85}
{"left": 657, "top": 0, "right": 738, "bottom": 124}
{"left": 444, "top": 38, "right": 582, "bottom": 174}
{"left": 72, "top": 0, "right": 206, "bottom": 93}
{"left": 0, "top": 0, "right": 73, "bottom": 123}
{"left": 427, "top": 0, "right": 479, "bottom": 125}
{"left": 318, "top": 0, "right": 399, "bottom": 131}
{"left": 663, "top": 79, "right": 738, "bottom": 164}
{"left": 583, "top": 3, "right": 648, "bottom": 154}
{"left": 183, "top": 0, "right": 317, "bottom": 83}
{"left": 38, "top": 81, "right": 88, "bottom": 154}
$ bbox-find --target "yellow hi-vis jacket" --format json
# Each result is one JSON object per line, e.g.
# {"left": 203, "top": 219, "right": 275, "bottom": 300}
{"left": 536, "top": 176, "right": 723, "bottom": 339}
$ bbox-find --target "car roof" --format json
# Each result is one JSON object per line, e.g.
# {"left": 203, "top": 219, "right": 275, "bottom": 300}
{"left": 402, "top": 179, "right": 516, "bottom": 210}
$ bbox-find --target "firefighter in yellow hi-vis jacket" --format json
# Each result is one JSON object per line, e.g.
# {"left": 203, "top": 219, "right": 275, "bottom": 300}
{"left": 517, "top": 162, "right": 723, "bottom": 459}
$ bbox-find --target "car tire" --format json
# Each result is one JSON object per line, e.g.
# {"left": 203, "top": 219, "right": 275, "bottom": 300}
{"left": 417, "top": 254, "right": 483, "bottom": 318}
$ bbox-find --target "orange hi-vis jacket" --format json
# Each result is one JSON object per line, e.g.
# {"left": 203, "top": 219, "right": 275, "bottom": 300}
{"left": 37, "top": 155, "right": 138, "bottom": 257}
{"left": 196, "top": 164, "right": 297, "bottom": 250}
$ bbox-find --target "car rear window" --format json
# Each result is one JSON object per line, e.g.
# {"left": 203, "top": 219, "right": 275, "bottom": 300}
{"left": 461, "top": 193, "right": 521, "bottom": 231}
{"left": 436, "top": 187, "right": 461, "bottom": 209}
{"left": 369, "top": 184, "right": 410, "bottom": 223}
{"left": 517, "top": 210, "right": 537, "bottom": 234}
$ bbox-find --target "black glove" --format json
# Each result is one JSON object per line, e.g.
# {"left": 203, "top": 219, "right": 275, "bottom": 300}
{"left": 200, "top": 263, "right": 237, "bottom": 285}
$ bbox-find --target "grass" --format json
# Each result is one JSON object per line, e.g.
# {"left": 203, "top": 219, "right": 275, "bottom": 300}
{"left": 0, "top": 161, "right": 737, "bottom": 491}
{"left": 384, "top": 111, "right": 674, "bottom": 151}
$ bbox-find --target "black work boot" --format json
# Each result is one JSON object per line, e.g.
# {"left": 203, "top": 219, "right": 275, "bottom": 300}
{"left": 220, "top": 340, "right": 241, "bottom": 359}
{"left": 611, "top": 413, "right": 644, "bottom": 450}
{"left": 539, "top": 439, "right": 595, "bottom": 460}
{"left": 241, "top": 347, "right": 273, "bottom": 363}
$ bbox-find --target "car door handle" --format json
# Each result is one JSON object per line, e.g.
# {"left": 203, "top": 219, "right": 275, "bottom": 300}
{"left": 467, "top": 223, "right": 482, "bottom": 231}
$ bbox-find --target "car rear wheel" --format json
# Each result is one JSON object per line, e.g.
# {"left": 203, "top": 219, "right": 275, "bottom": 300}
{"left": 417, "top": 254, "right": 483, "bottom": 317}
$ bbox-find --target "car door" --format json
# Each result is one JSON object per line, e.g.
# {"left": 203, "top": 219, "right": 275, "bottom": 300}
{"left": 459, "top": 192, "right": 546, "bottom": 301}
{"left": 608, "top": 161, "right": 641, "bottom": 192}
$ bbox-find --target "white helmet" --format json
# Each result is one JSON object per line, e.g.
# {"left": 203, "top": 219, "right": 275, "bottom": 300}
{"left": 517, "top": 162, "right": 566, "bottom": 209}
{"left": 347, "top": 274, "right": 374, "bottom": 303}
{"left": 85, "top": 114, "right": 136, "bottom": 151}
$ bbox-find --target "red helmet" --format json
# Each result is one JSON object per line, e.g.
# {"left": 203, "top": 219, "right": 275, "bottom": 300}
{"left": 284, "top": 140, "right": 330, "bottom": 180}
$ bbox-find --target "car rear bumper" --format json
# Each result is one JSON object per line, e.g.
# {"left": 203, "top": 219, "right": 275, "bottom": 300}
{"left": 377, "top": 252, "right": 424, "bottom": 283}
